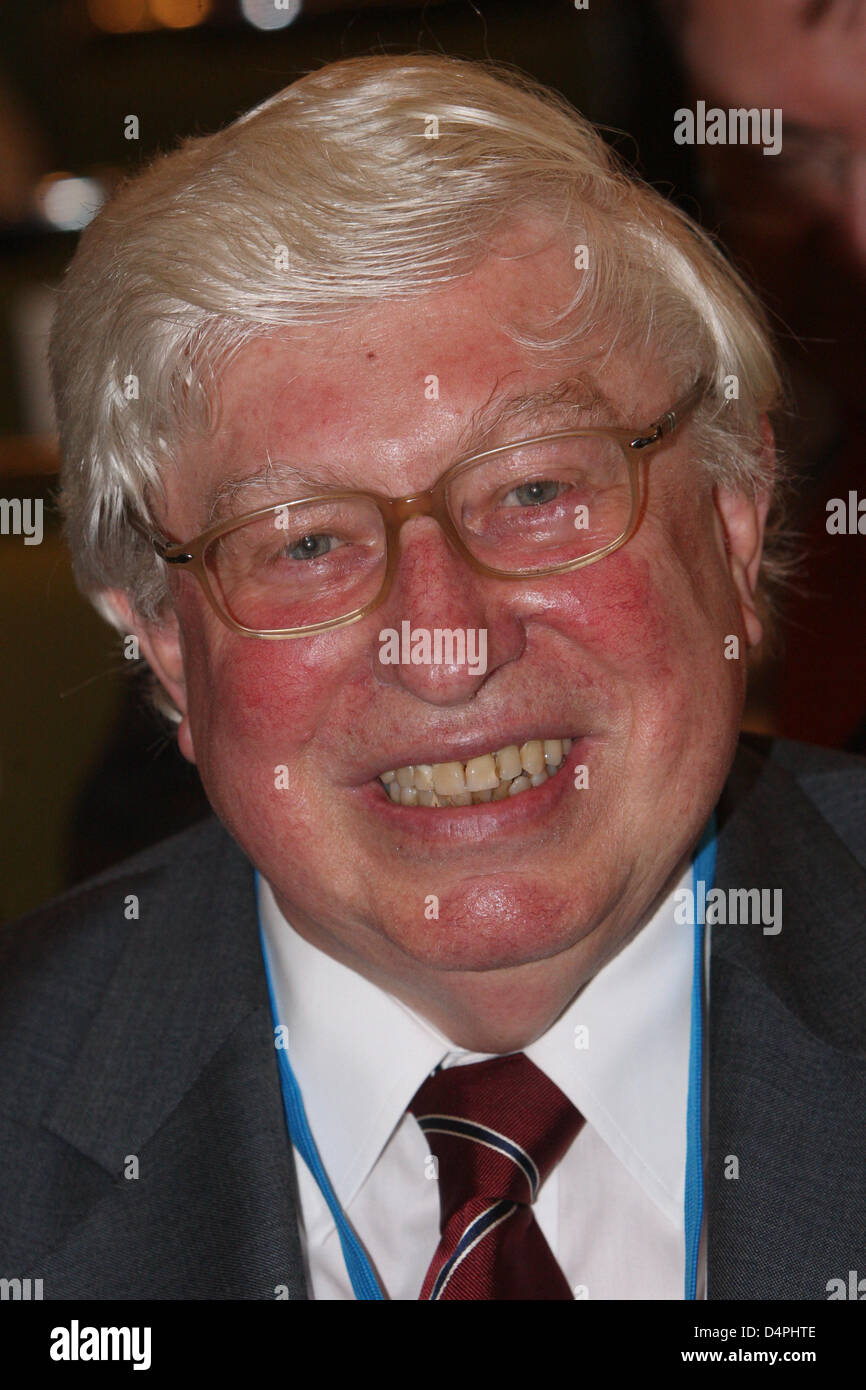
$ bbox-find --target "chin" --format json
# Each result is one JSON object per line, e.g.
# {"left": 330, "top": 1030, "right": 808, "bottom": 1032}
{"left": 377, "top": 874, "right": 593, "bottom": 973}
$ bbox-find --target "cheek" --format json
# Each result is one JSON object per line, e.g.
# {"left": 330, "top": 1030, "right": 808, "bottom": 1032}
{"left": 179, "top": 600, "right": 351, "bottom": 797}
{"left": 537, "top": 537, "right": 745, "bottom": 742}
{"left": 541, "top": 546, "right": 691, "bottom": 679}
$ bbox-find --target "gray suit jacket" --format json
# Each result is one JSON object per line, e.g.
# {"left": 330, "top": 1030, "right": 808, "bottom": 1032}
{"left": 1, "top": 736, "right": 864, "bottom": 1300}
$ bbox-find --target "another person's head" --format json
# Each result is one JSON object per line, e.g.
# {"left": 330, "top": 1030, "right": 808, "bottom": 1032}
{"left": 50, "top": 55, "right": 781, "bottom": 1046}
{"left": 670, "top": 0, "right": 866, "bottom": 397}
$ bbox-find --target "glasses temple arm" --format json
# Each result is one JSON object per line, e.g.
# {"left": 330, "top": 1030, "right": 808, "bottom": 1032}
{"left": 656, "top": 376, "right": 710, "bottom": 437}
{"left": 128, "top": 511, "right": 193, "bottom": 563}
{"left": 629, "top": 376, "right": 710, "bottom": 450}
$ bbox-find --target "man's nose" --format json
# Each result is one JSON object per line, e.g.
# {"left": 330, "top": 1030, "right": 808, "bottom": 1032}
{"left": 371, "top": 516, "right": 525, "bottom": 705}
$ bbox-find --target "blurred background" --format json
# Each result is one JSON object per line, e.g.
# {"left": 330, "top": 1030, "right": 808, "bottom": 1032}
{"left": 1, "top": 0, "right": 864, "bottom": 921}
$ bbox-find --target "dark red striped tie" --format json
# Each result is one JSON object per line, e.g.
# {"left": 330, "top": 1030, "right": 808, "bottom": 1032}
{"left": 409, "top": 1052, "right": 584, "bottom": 1300}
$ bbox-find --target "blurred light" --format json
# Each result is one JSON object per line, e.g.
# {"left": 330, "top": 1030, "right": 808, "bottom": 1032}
{"left": 241, "top": 0, "right": 302, "bottom": 30}
{"left": 87, "top": 0, "right": 150, "bottom": 32}
{"left": 149, "top": 0, "right": 213, "bottom": 26}
{"left": 37, "top": 174, "right": 106, "bottom": 232}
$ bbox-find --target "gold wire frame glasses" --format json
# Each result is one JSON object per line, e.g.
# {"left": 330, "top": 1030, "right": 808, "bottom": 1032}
{"left": 131, "top": 377, "right": 708, "bottom": 639}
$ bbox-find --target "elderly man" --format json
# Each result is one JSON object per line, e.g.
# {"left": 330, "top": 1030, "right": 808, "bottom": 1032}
{"left": 1, "top": 54, "right": 863, "bottom": 1303}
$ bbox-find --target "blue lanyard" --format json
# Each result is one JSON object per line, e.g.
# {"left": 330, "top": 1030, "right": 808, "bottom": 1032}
{"left": 256, "top": 815, "right": 716, "bottom": 1303}
{"left": 256, "top": 874, "right": 385, "bottom": 1300}
{"left": 686, "top": 813, "right": 717, "bottom": 1300}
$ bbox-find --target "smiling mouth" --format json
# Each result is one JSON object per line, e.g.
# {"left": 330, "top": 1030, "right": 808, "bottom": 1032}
{"left": 379, "top": 738, "right": 574, "bottom": 807}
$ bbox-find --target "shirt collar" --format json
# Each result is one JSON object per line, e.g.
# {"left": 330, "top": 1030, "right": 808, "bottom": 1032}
{"left": 258, "top": 879, "right": 450, "bottom": 1207}
{"left": 259, "top": 860, "right": 695, "bottom": 1225}
{"left": 523, "top": 861, "right": 694, "bottom": 1226}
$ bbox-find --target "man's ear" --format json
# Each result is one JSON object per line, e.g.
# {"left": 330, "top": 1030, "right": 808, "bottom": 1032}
{"left": 713, "top": 415, "right": 774, "bottom": 650}
{"left": 102, "top": 588, "right": 196, "bottom": 764}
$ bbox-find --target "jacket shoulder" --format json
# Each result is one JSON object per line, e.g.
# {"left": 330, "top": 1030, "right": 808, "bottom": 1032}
{"left": 716, "top": 734, "right": 866, "bottom": 1054}
{"left": 0, "top": 815, "right": 232, "bottom": 1120}
{"left": 740, "top": 733, "right": 866, "bottom": 868}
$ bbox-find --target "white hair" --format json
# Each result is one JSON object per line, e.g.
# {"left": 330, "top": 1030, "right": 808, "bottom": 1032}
{"left": 49, "top": 52, "right": 786, "bottom": 718}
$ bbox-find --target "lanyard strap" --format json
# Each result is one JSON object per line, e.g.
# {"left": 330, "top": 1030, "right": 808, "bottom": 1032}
{"left": 256, "top": 875, "right": 384, "bottom": 1300}
{"left": 685, "top": 813, "right": 717, "bottom": 1300}
{"left": 257, "top": 814, "right": 717, "bottom": 1303}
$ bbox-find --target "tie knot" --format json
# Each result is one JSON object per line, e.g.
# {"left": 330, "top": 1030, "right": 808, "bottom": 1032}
{"left": 409, "top": 1052, "right": 583, "bottom": 1210}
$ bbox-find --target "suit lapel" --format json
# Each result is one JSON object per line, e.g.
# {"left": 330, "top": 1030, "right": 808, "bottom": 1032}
{"left": 38, "top": 817, "right": 308, "bottom": 1299}
{"left": 707, "top": 742, "right": 866, "bottom": 1299}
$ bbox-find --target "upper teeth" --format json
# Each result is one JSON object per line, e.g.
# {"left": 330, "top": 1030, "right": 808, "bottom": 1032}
{"left": 380, "top": 738, "right": 573, "bottom": 807}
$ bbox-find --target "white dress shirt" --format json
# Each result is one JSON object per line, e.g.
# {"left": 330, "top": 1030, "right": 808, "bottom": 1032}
{"left": 259, "top": 863, "right": 708, "bottom": 1300}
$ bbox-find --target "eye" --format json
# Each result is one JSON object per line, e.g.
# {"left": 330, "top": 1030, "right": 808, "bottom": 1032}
{"left": 287, "top": 533, "right": 341, "bottom": 561}
{"left": 502, "top": 479, "right": 562, "bottom": 507}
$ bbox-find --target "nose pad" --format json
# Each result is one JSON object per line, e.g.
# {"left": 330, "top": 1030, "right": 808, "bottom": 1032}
{"left": 387, "top": 493, "right": 468, "bottom": 574}
{"left": 390, "top": 493, "right": 435, "bottom": 525}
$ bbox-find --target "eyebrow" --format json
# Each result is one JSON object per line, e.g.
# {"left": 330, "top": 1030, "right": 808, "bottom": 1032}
{"left": 203, "top": 374, "right": 614, "bottom": 526}
{"left": 455, "top": 374, "right": 612, "bottom": 452}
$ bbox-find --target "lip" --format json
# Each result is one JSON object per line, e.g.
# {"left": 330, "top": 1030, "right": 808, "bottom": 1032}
{"left": 351, "top": 725, "right": 585, "bottom": 785}
{"left": 355, "top": 737, "right": 589, "bottom": 843}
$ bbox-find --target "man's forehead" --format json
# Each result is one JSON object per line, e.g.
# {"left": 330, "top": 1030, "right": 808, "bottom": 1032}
{"left": 208, "top": 228, "right": 589, "bottom": 442}
{"left": 217, "top": 336, "right": 613, "bottom": 443}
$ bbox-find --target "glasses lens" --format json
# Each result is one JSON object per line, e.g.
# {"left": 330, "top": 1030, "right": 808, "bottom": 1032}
{"left": 204, "top": 496, "right": 386, "bottom": 632}
{"left": 448, "top": 434, "right": 634, "bottom": 572}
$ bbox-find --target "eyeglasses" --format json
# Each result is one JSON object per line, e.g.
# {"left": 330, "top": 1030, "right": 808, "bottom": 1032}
{"left": 132, "top": 377, "right": 708, "bottom": 639}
